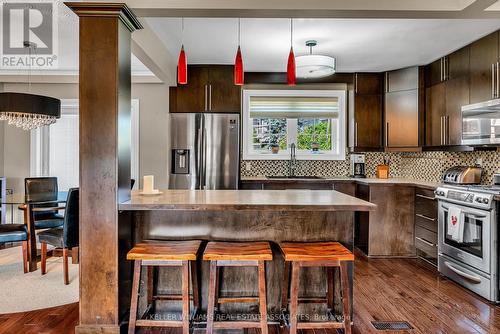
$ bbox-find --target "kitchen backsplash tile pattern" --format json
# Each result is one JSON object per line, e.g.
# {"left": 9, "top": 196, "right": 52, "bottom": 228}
{"left": 241, "top": 150, "right": 500, "bottom": 184}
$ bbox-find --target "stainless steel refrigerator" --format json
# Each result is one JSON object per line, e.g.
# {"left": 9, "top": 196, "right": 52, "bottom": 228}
{"left": 169, "top": 113, "right": 240, "bottom": 190}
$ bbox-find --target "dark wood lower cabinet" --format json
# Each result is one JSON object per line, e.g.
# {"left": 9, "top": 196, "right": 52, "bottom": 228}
{"left": 356, "top": 184, "right": 415, "bottom": 257}
{"left": 414, "top": 187, "right": 438, "bottom": 266}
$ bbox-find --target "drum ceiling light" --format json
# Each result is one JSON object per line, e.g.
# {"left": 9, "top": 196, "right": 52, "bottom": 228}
{"left": 0, "top": 42, "right": 60, "bottom": 130}
{"left": 296, "top": 40, "right": 336, "bottom": 79}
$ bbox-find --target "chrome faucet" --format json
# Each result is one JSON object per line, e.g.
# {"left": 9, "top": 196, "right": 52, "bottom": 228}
{"left": 289, "top": 143, "right": 296, "bottom": 177}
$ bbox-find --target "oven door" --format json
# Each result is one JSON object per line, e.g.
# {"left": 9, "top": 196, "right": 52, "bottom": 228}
{"left": 438, "top": 201, "right": 491, "bottom": 274}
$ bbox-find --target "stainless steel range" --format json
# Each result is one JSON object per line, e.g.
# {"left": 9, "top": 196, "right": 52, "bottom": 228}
{"left": 435, "top": 170, "right": 499, "bottom": 302}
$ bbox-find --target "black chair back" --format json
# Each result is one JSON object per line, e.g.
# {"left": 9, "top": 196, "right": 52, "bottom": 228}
{"left": 63, "top": 188, "right": 79, "bottom": 248}
{"left": 25, "top": 177, "right": 58, "bottom": 203}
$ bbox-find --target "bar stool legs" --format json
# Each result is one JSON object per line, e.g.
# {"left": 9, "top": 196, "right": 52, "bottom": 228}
{"left": 127, "top": 241, "right": 201, "bottom": 334}
{"left": 258, "top": 261, "right": 269, "bottom": 334}
{"left": 280, "top": 242, "right": 354, "bottom": 334}
{"left": 340, "top": 262, "right": 352, "bottom": 334}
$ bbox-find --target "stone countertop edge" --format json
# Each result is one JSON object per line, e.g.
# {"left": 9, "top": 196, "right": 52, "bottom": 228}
{"left": 119, "top": 189, "right": 377, "bottom": 212}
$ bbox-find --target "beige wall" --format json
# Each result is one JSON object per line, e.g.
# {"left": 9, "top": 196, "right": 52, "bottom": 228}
{"left": 1, "top": 82, "right": 170, "bottom": 194}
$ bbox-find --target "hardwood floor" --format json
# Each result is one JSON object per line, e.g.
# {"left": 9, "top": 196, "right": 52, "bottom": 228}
{"left": 1, "top": 252, "right": 500, "bottom": 334}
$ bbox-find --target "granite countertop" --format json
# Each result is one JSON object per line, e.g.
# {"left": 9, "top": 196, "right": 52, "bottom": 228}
{"left": 240, "top": 176, "right": 440, "bottom": 190}
{"left": 119, "top": 189, "right": 377, "bottom": 212}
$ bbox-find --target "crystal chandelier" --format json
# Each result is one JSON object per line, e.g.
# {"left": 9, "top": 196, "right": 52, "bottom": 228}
{"left": 0, "top": 42, "right": 61, "bottom": 130}
{"left": 0, "top": 92, "right": 61, "bottom": 130}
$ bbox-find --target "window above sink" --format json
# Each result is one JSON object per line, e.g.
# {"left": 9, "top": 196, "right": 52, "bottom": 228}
{"left": 242, "top": 89, "right": 346, "bottom": 160}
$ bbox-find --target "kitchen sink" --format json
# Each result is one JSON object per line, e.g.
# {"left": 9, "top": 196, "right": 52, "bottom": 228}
{"left": 266, "top": 175, "right": 324, "bottom": 179}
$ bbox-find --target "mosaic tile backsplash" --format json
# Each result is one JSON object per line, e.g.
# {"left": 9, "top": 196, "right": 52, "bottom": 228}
{"left": 241, "top": 150, "right": 500, "bottom": 185}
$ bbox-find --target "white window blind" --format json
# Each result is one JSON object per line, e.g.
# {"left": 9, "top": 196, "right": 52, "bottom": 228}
{"left": 249, "top": 96, "right": 340, "bottom": 119}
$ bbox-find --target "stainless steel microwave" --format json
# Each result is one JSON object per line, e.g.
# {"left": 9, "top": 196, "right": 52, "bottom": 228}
{"left": 461, "top": 99, "right": 500, "bottom": 145}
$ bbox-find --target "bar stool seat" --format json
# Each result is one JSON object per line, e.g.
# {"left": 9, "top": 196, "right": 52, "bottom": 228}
{"left": 203, "top": 241, "right": 272, "bottom": 334}
{"left": 280, "top": 241, "right": 354, "bottom": 334}
{"left": 203, "top": 241, "right": 273, "bottom": 261}
{"left": 127, "top": 240, "right": 202, "bottom": 334}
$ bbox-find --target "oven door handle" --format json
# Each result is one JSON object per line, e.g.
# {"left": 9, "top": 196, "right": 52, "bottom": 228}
{"left": 444, "top": 261, "right": 482, "bottom": 284}
{"left": 440, "top": 205, "right": 487, "bottom": 219}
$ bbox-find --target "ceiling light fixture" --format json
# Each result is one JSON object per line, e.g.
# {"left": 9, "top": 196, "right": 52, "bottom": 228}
{"left": 296, "top": 40, "right": 336, "bottom": 79}
{"left": 0, "top": 42, "right": 60, "bottom": 130}
{"left": 177, "top": 18, "right": 187, "bottom": 85}
{"left": 287, "top": 18, "right": 296, "bottom": 86}
{"left": 234, "top": 18, "right": 244, "bottom": 85}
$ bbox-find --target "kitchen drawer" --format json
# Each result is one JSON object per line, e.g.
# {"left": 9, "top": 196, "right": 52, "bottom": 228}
{"left": 415, "top": 225, "right": 437, "bottom": 245}
{"left": 415, "top": 188, "right": 437, "bottom": 219}
{"left": 415, "top": 213, "right": 437, "bottom": 233}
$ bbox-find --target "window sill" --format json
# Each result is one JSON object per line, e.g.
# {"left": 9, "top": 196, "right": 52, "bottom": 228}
{"left": 243, "top": 152, "right": 345, "bottom": 161}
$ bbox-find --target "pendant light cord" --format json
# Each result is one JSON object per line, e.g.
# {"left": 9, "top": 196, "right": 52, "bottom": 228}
{"left": 290, "top": 18, "right": 293, "bottom": 47}
{"left": 238, "top": 18, "right": 241, "bottom": 46}
{"left": 181, "top": 17, "right": 184, "bottom": 45}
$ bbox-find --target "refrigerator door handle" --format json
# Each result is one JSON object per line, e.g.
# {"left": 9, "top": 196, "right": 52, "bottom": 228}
{"left": 195, "top": 115, "right": 204, "bottom": 190}
{"left": 201, "top": 115, "right": 207, "bottom": 190}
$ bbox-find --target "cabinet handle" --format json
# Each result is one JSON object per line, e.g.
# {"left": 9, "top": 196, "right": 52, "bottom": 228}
{"left": 355, "top": 122, "right": 358, "bottom": 147}
{"left": 440, "top": 116, "right": 444, "bottom": 146}
{"left": 445, "top": 115, "right": 449, "bottom": 145}
{"left": 496, "top": 62, "right": 500, "bottom": 98}
{"left": 204, "top": 84, "right": 208, "bottom": 111}
{"left": 209, "top": 84, "right": 212, "bottom": 111}
{"left": 416, "top": 213, "right": 436, "bottom": 222}
{"left": 416, "top": 236, "right": 436, "bottom": 248}
{"left": 385, "top": 72, "right": 389, "bottom": 93}
{"left": 440, "top": 58, "right": 444, "bottom": 82}
{"left": 492, "top": 63, "right": 496, "bottom": 99}
{"left": 354, "top": 73, "right": 358, "bottom": 94}
{"left": 416, "top": 194, "right": 436, "bottom": 201}
{"left": 386, "top": 122, "right": 389, "bottom": 147}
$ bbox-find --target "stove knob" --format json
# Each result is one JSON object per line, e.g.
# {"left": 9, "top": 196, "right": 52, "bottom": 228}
{"left": 476, "top": 197, "right": 482, "bottom": 202}
{"left": 482, "top": 198, "right": 489, "bottom": 204}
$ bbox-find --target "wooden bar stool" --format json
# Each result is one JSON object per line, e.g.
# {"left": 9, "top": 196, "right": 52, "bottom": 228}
{"left": 280, "top": 242, "right": 354, "bottom": 334}
{"left": 127, "top": 240, "right": 202, "bottom": 334}
{"left": 203, "top": 241, "right": 273, "bottom": 334}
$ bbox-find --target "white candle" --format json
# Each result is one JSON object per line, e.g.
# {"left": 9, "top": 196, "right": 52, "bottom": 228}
{"left": 143, "top": 175, "right": 154, "bottom": 193}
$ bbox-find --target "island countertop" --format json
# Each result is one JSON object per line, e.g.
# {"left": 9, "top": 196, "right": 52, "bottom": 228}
{"left": 119, "top": 189, "right": 376, "bottom": 211}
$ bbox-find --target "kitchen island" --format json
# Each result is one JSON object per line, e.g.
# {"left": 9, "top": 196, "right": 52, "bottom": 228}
{"left": 119, "top": 189, "right": 375, "bottom": 321}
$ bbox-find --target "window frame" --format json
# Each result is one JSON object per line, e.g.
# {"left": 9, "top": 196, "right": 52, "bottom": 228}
{"left": 30, "top": 99, "right": 140, "bottom": 189}
{"left": 242, "top": 89, "right": 346, "bottom": 161}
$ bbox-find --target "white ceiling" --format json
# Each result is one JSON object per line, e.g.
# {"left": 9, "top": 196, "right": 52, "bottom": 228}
{"left": 0, "top": 1, "right": 154, "bottom": 77}
{"left": 146, "top": 18, "right": 500, "bottom": 72}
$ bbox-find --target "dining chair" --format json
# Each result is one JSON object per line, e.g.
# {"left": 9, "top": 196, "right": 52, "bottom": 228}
{"left": 38, "top": 188, "right": 79, "bottom": 285}
{"left": 0, "top": 224, "right": 28, "bottom": 273}
{"left": 24, "top": 177, "right": 64, "bottom": 230}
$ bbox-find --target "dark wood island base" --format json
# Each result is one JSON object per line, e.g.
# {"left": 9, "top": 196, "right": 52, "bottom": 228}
{"left": 117, "top": 190, "right": 376, "bottom": 331}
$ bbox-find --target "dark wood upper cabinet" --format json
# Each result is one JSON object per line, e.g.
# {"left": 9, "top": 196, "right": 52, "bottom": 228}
{"left": 447, "top": 46, "right": 470, "bottom": 80}
{"left": 355, "top": 73, "right": 383, "bottom": 94}
{"left": 427, "top": 58, "right": 443, "bottom": 87}
{"left": 469, "top": 32, "right": 498, "bottom": 103}
{"left": 207, "top": 66, "right": 241, "bottom": 112}
{"left": 384, "top": 67, "right": 422, "bottom": 149}
{"left": 445, "top": 76, "right": 469, "bottom": 145}
{"left": 425, "top": 83, "right": 446, "bottom": 147}
{"left": 353, "top": 94, "right": 383, "bottom": 149}
{"left": 170, "top": 65, "right": 241, "bottom": 113}
{"left": 350, "top": 73, "right": 384, "bottom": 151}
{"left": 172, "top": 66, "right": 209, "bottom": 113}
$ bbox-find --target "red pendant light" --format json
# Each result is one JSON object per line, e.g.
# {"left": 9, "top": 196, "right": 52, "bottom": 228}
{"left": 234, "top": 18, "right": 244, "bottom": 85}
{"left": 178, "top": 45, "right": 187, "bottom": 85}
{"left": 287, "top": 19, "right": 296, "bottom": 86}
{"left": 177, "top": 18, "right": 187, "bottom": 85}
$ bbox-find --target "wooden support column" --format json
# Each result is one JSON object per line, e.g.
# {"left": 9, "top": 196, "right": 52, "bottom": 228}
{"left": 65, "top": 3, "right": 142, "bottom": 333}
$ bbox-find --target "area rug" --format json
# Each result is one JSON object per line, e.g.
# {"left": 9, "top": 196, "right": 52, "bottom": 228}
{"left": 0, "top": 246, "right": 79, "bottom": 314}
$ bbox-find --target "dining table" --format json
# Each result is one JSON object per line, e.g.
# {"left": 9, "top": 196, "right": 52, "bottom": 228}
{"left": 0, "top": 192, "right": 68, "bottom": 272}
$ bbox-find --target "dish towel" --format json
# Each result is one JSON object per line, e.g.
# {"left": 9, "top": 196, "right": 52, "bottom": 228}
{"left": 448, "top": 207, "right": 465, "bottom": 243}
